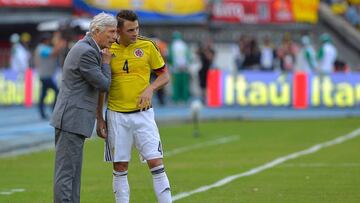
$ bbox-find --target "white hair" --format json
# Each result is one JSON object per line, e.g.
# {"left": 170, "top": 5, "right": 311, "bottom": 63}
{"left": 89, "top": 12, "right": 117, "bottom": 35}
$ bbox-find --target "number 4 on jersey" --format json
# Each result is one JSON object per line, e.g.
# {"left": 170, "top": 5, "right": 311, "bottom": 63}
{"left": 158, "top": 141, "right": 163, "bottom": 155}
{"left": 123, "top": 59, "right": 129, "bottom": 73}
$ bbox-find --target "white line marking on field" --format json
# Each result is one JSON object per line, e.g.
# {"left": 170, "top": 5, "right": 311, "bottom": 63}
{"left": 165, "top": 135, "right": 239, "bottom": 157}
{"left": 10, "top": 189, "right": 25, "bottom": 192}
{"left": 0, "top": 188, "right": 26, "bottom": 196}
{"left": 0, "top": 142, "right": 53, "bottom": 158}
{"left": 172, "top": 128, "right": 360, "bottom": 201}
{"left": 280, "top": 163, "right": 360, "bottom": 168}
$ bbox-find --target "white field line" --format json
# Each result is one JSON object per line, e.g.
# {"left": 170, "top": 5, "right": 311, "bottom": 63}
{"left": 172, "top": 128, "right": 360, "bottom": 201}
{"left": 0, "top": 188, "right": 26, "bottom": 196}
{"left": 165, "top": 135, "right": 240, "bottom": 157}
{"left": 280, "top": 163, "right": 360, "bottom": 168}
{"left": 0, "top": 142, "right": 53, "bottom": 158}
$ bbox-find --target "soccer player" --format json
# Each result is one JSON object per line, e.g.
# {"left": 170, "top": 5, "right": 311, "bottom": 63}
{"left": 96, "top": 10, "right": 172, "bottom": 203}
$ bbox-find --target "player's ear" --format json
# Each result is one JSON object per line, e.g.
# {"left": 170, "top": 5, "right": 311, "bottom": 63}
{"left": 116, "top": 27, "right": 121, "bottom": 33}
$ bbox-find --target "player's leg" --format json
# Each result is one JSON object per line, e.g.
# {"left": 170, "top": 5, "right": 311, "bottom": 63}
{"left": 133, "top": 109, "right": 172, "bottom": 203}
{"left": 38, "top": 78, "right": 48, "bottom": 119}
{"left": 182, "top": 72, "right": 190, "bottom": 102}
{"left": 113, "top": 162, "right": 130, "bottom": 203}
{"left": 106, "top": 110, "right": 132, "bottom": 203}
{"left": 147, "top": 158, "right": 172, "bottom": 203}
{"left": 172, "top": 72, "right": 180, "bottom": 103}
{"left": 157, "top": 88, "right": 166, "bottom": 106}
{"left": 48, "top": 77, "right": 59, "bottom": 109}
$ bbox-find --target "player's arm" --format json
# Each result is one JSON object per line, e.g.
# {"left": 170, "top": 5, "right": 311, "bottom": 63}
{"left": 138, "top": 67, "right": 170, "bottom": 111}
{"left": 151, "top": 66, "right": 170, "bottom": 91}
{"left": 96, "top": 92, "right": 107, "bottom": 139}
{"left": 138, "top": 41, "right": 169, "bottom": 111}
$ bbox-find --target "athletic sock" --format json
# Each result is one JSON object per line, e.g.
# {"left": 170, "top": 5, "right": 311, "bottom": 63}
{"left": 113, "top": 170, "right": 130, "bottom": 203}
{"left": 151, "top": 165, "right": 172, "bottom": 203}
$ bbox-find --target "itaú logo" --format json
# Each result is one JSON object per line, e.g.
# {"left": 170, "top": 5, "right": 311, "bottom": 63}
{"left": 206, "top": 70, "right": 360, "bottom": 109}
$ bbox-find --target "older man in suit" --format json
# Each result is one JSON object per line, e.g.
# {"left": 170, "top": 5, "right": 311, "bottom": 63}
{"left": 50, "top": 13, "right": 117, "bottom": 203}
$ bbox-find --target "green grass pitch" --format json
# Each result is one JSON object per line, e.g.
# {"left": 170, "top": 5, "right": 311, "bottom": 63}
{"left": 0, "top": 118, "right": 359, "bottom": 202}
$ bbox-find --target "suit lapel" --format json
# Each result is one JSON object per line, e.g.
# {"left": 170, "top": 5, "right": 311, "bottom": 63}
{"left": 84, "top": 34, "right": 102, "bottom": 63}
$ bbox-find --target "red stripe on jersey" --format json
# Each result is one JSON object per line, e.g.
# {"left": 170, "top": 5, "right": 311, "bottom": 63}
{"left": 154, "top": 66, "right": 168, "bottom": 76}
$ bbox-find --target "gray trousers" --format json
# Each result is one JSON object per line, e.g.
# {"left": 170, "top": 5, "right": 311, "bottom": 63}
{"left": 54, "top": 129, "right": 85, "bottom": 203}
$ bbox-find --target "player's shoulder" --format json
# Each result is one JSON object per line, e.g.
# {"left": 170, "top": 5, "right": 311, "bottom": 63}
{"left": 110, "top": 41, "right": 121, "bottom": 50}
{"left": 137, "top": 36, "right": 160, "bottom": 51}
{"left": 137, "top": 35, "right": 155, "bottom": 44}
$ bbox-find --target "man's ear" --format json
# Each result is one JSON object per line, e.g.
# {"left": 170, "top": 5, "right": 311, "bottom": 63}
{"left": 92, "top": 29, "right": 99, "bottom": 37}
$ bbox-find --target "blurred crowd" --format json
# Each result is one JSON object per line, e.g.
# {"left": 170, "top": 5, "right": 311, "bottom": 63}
{"left": 151, "top": 31, "right": 215, "bottom": 105}
{"left": 2, "top": 22, "right": 358, "bottom": 112}
{"left": 324, "top": 0, "right": 360, "bottom": 30}
{"left": 150, "top": 30, "right": 353, "bottom": 106}
{"left": 231, "top": 32, "right": 347, "bottom": 73}
{"left": 3, "top": 28, "right": 355, "bottom": 108}
{"left": 5, "top": 29, "right": 81, "bottom": 119}
{"left": 8, "top": 31, "right": 71, "bottom": 77}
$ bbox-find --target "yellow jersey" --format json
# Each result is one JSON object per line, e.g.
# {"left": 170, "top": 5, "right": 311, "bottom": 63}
{"left": 108, "top": 36, "right": 165, "bottom": 112}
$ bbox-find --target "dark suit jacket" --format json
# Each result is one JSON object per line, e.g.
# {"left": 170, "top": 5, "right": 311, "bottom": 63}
{"left": 50, "top": 34, "right": 111, "bottom": 137}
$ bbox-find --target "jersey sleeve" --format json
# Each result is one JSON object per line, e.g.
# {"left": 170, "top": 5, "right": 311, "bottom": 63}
{"left": 149, "top": 42, "right": 165, "bottom": 70}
